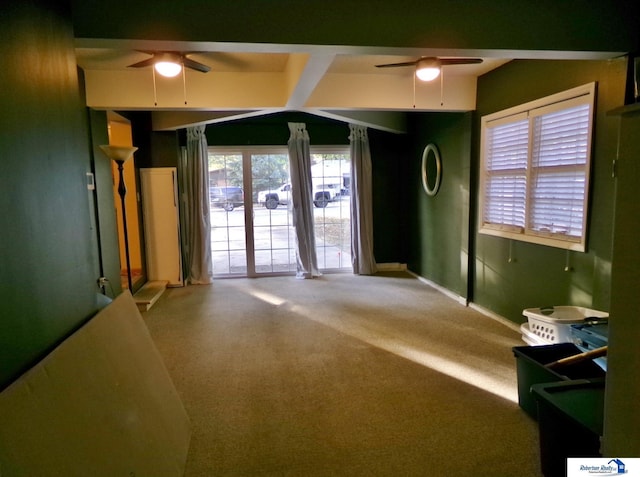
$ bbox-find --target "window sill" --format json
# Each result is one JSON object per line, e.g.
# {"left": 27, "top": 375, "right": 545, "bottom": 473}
{"left": 479, "top": 227, "right": 586, "bottom": 252}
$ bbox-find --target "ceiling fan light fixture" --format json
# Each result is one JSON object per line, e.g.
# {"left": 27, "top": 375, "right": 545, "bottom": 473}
{"left": 415, "top": 58, "right": 442, "bottom": 82}
{"left": 416, "top": 66, "right": 440, "bottom": 81}
{"left": 154, "top": 61, "right": 182, "bottom": 77}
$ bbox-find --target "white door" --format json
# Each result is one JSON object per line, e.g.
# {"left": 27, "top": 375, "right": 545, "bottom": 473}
{"left": 140, "top": 168, "right": 183, "bottom": 286}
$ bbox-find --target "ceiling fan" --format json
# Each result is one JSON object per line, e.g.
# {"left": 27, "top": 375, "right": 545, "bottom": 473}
{"left": 376, "top": 57, "right": 483, "bottom": 81}
{"left": 128, "top": 51, "right": 211, "bottom": 106}
{"left": 128, "top": 51, "right": 211, "bottom": 77}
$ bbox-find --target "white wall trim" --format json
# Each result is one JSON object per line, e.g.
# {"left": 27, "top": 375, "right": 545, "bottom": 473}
{"left": 404, "top": 269, "right": 523, "bottom": 333}
{"left": 376, "top": 262, "right": 407, "bottom": 271}
{"left": 468, "top": 303, "right": 522, "bottom": 333}
{"left": 406, "top": 270, "right": 468, "bottom": 306}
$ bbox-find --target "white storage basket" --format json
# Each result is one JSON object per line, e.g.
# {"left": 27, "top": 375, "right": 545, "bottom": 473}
{"left": 520, "top": 322, "right": 549, "bottom": 346}
{"left": 523, "top": 306, "right": 609, "bottom": 344}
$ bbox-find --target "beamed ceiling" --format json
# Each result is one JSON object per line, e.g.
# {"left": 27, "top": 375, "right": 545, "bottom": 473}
{"left": 75, "top": 39, "right": 624, "bottom": 133}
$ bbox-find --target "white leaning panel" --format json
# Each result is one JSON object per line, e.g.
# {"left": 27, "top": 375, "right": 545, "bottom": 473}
{"left": 0, "top": 291, "right": 190, "bottom": 476}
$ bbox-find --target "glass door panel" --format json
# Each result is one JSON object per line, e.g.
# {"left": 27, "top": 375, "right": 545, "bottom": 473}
{"left": 311, "top": 152, "right": 352, "bottom": 270}
{"left": 208, "top": 153, "right": 247, "bottom": 276}
{"left": 250, "top": 153, "right": 296, "bottom": 274}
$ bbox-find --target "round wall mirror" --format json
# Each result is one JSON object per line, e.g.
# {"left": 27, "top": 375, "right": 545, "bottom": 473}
{"left": 421, "top": 143, "right": 442, "bottom": 196}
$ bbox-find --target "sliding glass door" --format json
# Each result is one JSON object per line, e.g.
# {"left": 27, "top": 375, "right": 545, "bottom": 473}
{"left": 209, "top": 147, "right": 351, "bottom": 277}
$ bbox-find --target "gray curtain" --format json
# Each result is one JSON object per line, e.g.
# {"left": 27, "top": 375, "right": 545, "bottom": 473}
{"left": 183, "top": 125, "right": 213, "bottom": 284}
{"left": 349, "top": 124, "right": 377, "bottom": 275}
{"left": 288, "top": 122, "right": 320, "bottom": 279}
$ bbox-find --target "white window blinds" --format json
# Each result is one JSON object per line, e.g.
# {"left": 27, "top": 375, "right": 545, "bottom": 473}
{"left": 479, "top": 83, "right": 595, "bottom": 252}
{"left": 483, "top": 116, "right": 528, "bottom": 231}
{"left": 530, "top": 103, "right": 591, "bottom": 238}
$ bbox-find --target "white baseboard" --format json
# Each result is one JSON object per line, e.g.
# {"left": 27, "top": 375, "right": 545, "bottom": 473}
{"left": 404, "top": 269, "right": 521, "bottom": 333}
{"left": 406, "top": 270, "right": 468, "bottom": 306}
{"left": 376, "top": 262, "right": 407, "bottom": 271}
{"left": 468, "top": 303, "right": 521, "bottom": 333}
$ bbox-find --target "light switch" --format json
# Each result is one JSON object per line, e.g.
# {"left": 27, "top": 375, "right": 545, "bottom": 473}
{"left": 87, "top": 172, "right": 95, "bottom": 190}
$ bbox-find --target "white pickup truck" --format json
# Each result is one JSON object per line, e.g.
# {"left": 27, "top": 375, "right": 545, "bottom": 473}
{"left": 257, "top": 184, "right": 291, "bottom": 209}
{"left": 257, "top": 183, "right": 340, "bottom": 209}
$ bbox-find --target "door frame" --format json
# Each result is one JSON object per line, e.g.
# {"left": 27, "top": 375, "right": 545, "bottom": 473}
{"left": 208, "top": 145, "right": 352, "bottom": 277}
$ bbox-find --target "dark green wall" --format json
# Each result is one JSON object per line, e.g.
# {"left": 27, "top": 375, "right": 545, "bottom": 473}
{"left": 71, "top": 0, "right": 640, "bottom": 54}
{"left": 406, "top": 113, "right": 472, "bottom": 298}
{"left": 0, "top": 1, "right": 104, "bottom": 389}
{"left": 148, "top": 132, "right": 181, "bottom": 168}
{"left": 368, "top": 128, "right": 409, "bottom": 264}
{"left": 404, "top": 59, "right": 626, "bottom": 323}
{"left": 472, "top": 59, "right": 627, "bottom": 323}
{"left": 204, "top": 112, "right": 350, "bottom": 147}
{"left": 121, "top": 112, "right": 181, "bottom": 169}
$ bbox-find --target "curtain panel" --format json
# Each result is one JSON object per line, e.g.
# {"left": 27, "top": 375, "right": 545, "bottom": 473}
{"left": 287, "top": 122, "right": 320, "bottom": 279}
{"left": 183, "top": 126, "right": 213, "bottom": 284}
{"left": 349, "top": 124, "right": 377, "bottom": 275}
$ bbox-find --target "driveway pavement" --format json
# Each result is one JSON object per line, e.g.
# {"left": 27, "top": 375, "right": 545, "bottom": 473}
{"left": 211, "top": 196, "right": 351, "bottom": 274}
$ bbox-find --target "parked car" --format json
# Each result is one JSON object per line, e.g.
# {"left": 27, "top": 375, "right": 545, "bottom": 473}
{"left": 256, "top": 183, "right": 340, "bottom": 209}
{"left": 210, "top": 186, "right": 244, "bottom": 211}
{"left": 257, "top": 183, "right": 292, "bottom": 209}
{"left": 312, "top": 183, "right": 341, "bottom": 208}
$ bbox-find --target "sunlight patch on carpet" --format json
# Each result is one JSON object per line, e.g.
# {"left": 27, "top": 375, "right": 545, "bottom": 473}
{"left": 248, "top": 289, "right": 287, "bottom": 306}
{"left": 289, "top": 303, "right": 519, "bottom": 403}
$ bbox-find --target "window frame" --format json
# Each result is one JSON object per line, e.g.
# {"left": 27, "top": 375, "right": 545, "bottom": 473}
{"left": 478, "top": 82, "right": 596, "bottom": 252}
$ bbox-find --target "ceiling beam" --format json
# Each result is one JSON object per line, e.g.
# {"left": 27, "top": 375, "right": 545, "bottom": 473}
{"left": 310, "top": 110, "right": 408, "bottom": 134}
{"left": 151, "top": 110, "right": 276, "bottom": 131}
{"left": 285, "top": 53, "right": 336, "bottom": 109}
{"left": 83, "top": 65, "right": 479, "bottom": 112}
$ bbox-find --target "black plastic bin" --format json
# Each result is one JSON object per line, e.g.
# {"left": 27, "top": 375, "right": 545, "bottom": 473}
{"left": 512, "top": 343, "right": 606, "bottom": 418}
{"left": 531, "top": 379, "right": 605, "bottom": 477}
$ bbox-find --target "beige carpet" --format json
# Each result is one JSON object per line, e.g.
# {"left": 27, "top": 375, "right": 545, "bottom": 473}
{"left": 143, "top": 272, "right": 542, "bottom": 476}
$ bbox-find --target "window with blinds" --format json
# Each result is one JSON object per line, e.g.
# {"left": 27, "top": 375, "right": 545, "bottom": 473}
{"left": 479, "top": 83, "right": 596, "bottom": 252}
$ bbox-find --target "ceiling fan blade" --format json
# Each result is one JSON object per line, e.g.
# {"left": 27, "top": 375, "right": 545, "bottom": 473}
{"left": 376, "top": 57, "right": 482, "bottom": 69}
{"left": 127, "top": 52, "right": 210, "bottom": 73}
{"left": 183, "top": 57, "right": 211, "bottom": 73}
{"left": 439, "top": 58, "right": 483, "bottom": 66}
{"left": 375, "top": 60, "right": 419, "bottom": 68}
{"left": 128, "top": 57, "right": 156, "bottom": 68}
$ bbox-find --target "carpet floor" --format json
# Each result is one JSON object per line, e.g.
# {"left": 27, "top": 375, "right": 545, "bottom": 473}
{"left": 143, "top": 271, "right": 543, "bottom": 476}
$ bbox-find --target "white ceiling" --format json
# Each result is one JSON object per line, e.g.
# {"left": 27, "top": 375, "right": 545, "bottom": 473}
{"left": 76, "top": 49, "right": 293, "bottom": 73}
{"left": 74, "top": 39, "right": 615, "bottom": 132}
{"left": 76, "top": 49, "right": 508, "bottom": 76}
